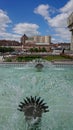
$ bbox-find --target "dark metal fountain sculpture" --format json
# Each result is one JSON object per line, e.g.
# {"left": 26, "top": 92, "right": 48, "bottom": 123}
{"left": 18, "top": 96, "right": 49, "bottom": 129}
{"left": 35, "top": 63, "right": 44, "bottom": 69}
{"left": 35, "top": 59, "right": 44, "bottom": 69}
{"left": 35, "top": 59, "right": 44, "bottom": 70}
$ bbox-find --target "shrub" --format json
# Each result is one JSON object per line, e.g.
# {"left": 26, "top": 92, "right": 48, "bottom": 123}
{"left": 5, "top": 57, "right": 12, "bottom": 62}
{"left": 0, "top": 46, "right": 14, "bottom": 53}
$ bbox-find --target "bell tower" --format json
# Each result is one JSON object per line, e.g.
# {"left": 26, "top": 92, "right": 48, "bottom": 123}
{"left": 21, "top": 34, "right": 28, "bottom": 45}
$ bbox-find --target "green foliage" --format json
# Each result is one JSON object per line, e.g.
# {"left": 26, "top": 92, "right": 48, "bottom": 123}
{"left": 0, "top": 47, "right": 14, "bottom": 53}
{"left": 5, "top": 57, "right": 12, "bottom": 62}
{"left": 29, "top": 48, "right": 39, "bottom": 52}
{"left": 41, "top": 47, "right": 47, "bottom": 52}
{"left": 29, "top": 47, "right": 47, "bottom": 52}
{"left": 24, "top": 55, "right": 41, "bottom": 61}
{"left": 16, "top": 56, "right": 25, "bottom": 62}
{"left": 16, "top": 55, "right": 41, "bottom": 62}
{"left": 60, "top": 53, "right": 73, "bottom": 60}
{"left": 43, "top": 55, "right": 71, "bottom": 61}
{"left": 29, "top": 48, "right": 34, "bottom": 52}
{"left": 34, "top": 48, "right": 39, "bottom": 52}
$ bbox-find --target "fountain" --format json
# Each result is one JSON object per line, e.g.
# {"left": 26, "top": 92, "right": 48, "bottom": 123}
{"left": 0, "top": 60, "right": 73, "bottom": 130}
{"left": 18, "top": 96, "right": 49, "bottom": 129}
{"left": 28, "top": 59, "right": 44, "bottom": 72}
{"left": 35, "top": 63, "right": 44, "bottom": 70}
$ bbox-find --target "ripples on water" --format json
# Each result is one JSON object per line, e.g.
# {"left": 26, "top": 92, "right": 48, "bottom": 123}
{"left": 0, "top": 62, "right": 73, "bottom": 130}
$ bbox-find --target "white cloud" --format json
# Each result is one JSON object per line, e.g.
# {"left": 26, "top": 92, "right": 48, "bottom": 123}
{"left": 0, "top": 9, "right": 18, "bottom": 41}
{"left": 0, "top": 9, "right": 20, "bottom": 41}
{"left": 0, "top": 9, "right": 11, "bottom": 33}
{"left": 0, "top": 0, "right": 73, "bottom": 43}
{"left": 0, "top": 9, "right": 40, "bottom": 41}
{"left": 13, "top": 23, "right": 40, "bottom": 36}
{"left": 51, "top": 37, "right": 58, "bottom": 43}
{"left": 49, "top": 13, "right": 68, "bottom": 28}
{"left": 54, "top": 28, "right": 71, "bottom": 41}
{"left": 0, "top": 32, "right": 21, "bottom": 41}
{"left": 34, "top": 4, "right": 50, "bottom": 20}
{"left": 34, "top": 1, "right": 73, "bottom": 42}
{"left": 60, "top": 0, "right": 73, "bottom": 14}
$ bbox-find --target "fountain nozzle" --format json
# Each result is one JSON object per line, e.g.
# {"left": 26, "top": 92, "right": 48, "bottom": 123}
{"left": 18, "top": 96, "right": 49, "bottom": 123}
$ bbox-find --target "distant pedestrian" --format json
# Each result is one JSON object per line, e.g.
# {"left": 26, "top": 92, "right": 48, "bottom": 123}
{"left": 62, "top": 48, "right": 65, "bottom": 54}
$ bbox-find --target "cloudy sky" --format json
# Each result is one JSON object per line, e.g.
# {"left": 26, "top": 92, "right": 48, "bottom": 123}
{"left": 0, "top": 0, "right": 73, "bottom": 43}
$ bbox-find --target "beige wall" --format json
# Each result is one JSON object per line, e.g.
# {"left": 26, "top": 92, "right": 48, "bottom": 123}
{"left": 67, "top": 12, "right": 73, "bottom": 27}
{"left": 45, "top": 36, "right": 51, "bottom": 44}
{"left": 34, "top": 36, "right": 40, "bottom": 43}
{"left": 71, "top": 31, "right": 73, "bottom": 50}
{"left": 67, "top": 12, "right": 73, "bottom": 51}
{"left": 33, "top": 35, "right": 51, "bottom": 44}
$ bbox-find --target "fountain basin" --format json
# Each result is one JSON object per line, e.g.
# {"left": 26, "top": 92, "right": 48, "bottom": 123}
{"left": 0, "top": 62, "right": 73, "bottom": 130}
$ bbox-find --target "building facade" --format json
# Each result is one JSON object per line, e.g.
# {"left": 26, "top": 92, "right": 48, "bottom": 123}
{"left": 21, "top": 34, "right": 51, "bottom": 52}
{"left": 21, "top": 34, "right": 28, "bottom": 45}
{"left": 67, "top": 12, "right": 73, "bottom": 51}
{"left": 33, "top": 35, "right": 51, "bottom": 44}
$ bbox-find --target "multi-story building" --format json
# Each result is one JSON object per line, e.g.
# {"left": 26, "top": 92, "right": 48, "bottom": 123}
{"left": 33, "top": 36, "right": 40, "bottom": 43}
{"left": 67, "top": 12, "right": 73, "bottom": 51}
{"left": 33, "top": 35, "right": 51, "bottom": 44}
{"left": 45, "top": 36, "right": 51, "bottom": 43}
{"left": 21, "top": 34, "right": 51, "bottom": 52}
{"left": 39, "top": 36, "right": 44, "bottom": 43}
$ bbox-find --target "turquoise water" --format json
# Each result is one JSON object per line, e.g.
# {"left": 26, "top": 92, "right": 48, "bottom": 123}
{"left": 0, "top": 63, "right": 73, "bottom": 130}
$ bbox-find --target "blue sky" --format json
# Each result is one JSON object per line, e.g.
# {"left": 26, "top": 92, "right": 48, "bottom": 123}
{"left": 0, "top": 0, "right": 73, "bottom": 43}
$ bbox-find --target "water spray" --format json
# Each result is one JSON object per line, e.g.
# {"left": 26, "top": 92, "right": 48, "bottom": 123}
{"left": 18, "top": 96, "right": 49, "bottom": 129}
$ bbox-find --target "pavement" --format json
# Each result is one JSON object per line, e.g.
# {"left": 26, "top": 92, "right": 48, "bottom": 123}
{"left": 52, "top": 60, "right": 73, "bottom": 65}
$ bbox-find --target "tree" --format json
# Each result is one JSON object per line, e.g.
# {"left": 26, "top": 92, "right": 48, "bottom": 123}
{"left": 41, "top": 47, "right": 47, "bottom": 52}
{"left": 34, "top": 48, "right": 39, "bottom": 52}
{"left": 29, "top": 48, "right": 34, "bottom": 52}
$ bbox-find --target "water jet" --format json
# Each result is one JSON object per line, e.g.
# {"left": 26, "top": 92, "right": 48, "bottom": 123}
{"left": 0, "top": 62, "right": 73, "bottom": 130}
{"left": 18, "top": 96, "right": 49, "bottom": 126}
